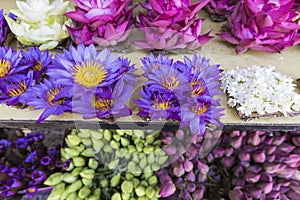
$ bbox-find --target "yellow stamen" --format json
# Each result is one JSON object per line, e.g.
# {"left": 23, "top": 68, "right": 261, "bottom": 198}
{"left": 161, "top": 75, "right": 179, "bottom": 89}
{"left": 154, "top": 99, "right": 170, "bottom": 110}
{"left": 47, "top": 88, "right": 63, "bottom": 106}
{"left": 189, "top": 79, "right": 206, "bottom": 96}
{"left": 191, "top": 104, "right": 207, "bottom": 115}
{"left": 92, "top": 97, "right": 111, "bottom": 111}
{"left": 32, "top": 61, "right": 43, "bottom": 71}
{"left": 72, "top": 61, "right": 108, "bottom": 88}
{"left": 7, "top": 81, "right": 27, "bottom": 97}
{"left": 28, "top": 187, "right": 36, "bottom": 193}
{"left": 0, "top": 59, "right": 11, "bottom": 78}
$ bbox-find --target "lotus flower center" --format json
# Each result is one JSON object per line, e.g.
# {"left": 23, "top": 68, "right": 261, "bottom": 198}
{"left": 154, "top": 99, "right": 170, "bottom": 110}
{"left": 0, "top": 59, "right": 11, "bottom": 78}
{"left": 8, "top": 81, "right": 27, "bottom": 97}
{"left": 47, "top": 88, "right": 64, "bottom": 106}
{"left": 161, "top": 75, "right": 179, "bottom": 89}
{"left": 192, "top": 104, "right": 207, "bottom": 114}
{"left": 72, "top": 61, "right": 108, "bottom": 88}
{"left": 32, "top": 61, "right": 43, "bottom": 71}
{"left": 189, "top": 79, "right": 206, "bottom": 96}
{"left": 92, "top": 97, "right": 111, "bottom": 111}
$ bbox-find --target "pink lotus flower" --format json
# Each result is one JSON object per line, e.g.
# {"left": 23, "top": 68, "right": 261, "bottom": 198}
{"left": 135, "top": 0, "right": 212, "bottom": 50}
{"left": 206, "top": 0, "right": 238, "bottom": 22}
{"left": 65, "top": 0, "right": 135, "bottom": 46}
{"left": 218, "top": 0, "right": 300, "bottom": 53}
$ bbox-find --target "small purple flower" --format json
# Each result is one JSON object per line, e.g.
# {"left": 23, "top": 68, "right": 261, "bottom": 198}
{"left": 20, "top": 48, "right": 52, "bottom": 82}
{"left": 25, "top": 151, "right": 37, "bottom": 163}
{"left": 0, "top": 9, "right": 10, "bottom": 45}
{"left": 0, "top": 139, "right": 11, "bottom": 154}
{"left": 15, "top": 137, "right": 29, "bottom": 149}
{"left": 1, "top": 189, "right": 17, "bottom": 197}
{"left": 25, "top": 185, "right": 38, "bottom": 198}
{"left": 40, "top": 156, "right": 51, "bottom": 166}
{"left": 62, "top": 158, "right": 72, "bottom": 170}
{"left": 7, "top": 167, "right": 22, "bottom": 177}
{"left": 26, "top": 132, "right": 45, "bottom": 142}
{"left": 0, "top": 164, "right": 8, "bottom": 173}
{"left": 5, "top": 178, "right": 22, "bottom": 189}
{"left": 31, "top": 170, "right": 47, "bottom": 184}
{"left": 21, "top": 79, "right": 71, "bottom": 123}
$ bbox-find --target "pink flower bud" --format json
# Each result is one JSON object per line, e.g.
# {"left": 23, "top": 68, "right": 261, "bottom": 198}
{"left": 192, "top": 187, "right": 204, "bottom": 200}
{"left": 175, "top": 130, "right": 185, "bottom": 141}
{"left": 292, "top": 137, "right": 300, "bottom": 146}
{"left": 272, "top": 134, "right": 286, "bottom": 145}
{"left": 173, "top": 163, "right": 185, "bottom": 177}
{"left": 160, "top": 182, "right": 176, "bottom": 197}
{"left": 245, "top": 171, "right": 261, "bottom": 183}
{"left": 238, "top": 152, "right": 250, "bottom": 161}
{"left": 186, "top": 182, "right": 196, "bottom": 193}
{"left": 185, "top": 171, "right": 196, "bottom": 182}
{"left": 164, "top": 144, "right": 177, "bottom": 155}
{"left": 230, "top": 135, "right": 243, "bottom": 149}
{"left": 183, "top": 160, "right": 194, "bottom": 172}
{"left": 225, "top": 147, "right": 234, "bottom": 156}
{"left": 264, "top": 145, "right": 277, "bottom": 155}
{"left": 247, "top": 131, "right": 261, "bottom": 146}
{"left": 222, "top": 156, "right": 235, "bottom": 168}
{"left": 252, "top": 150, "right": 266, "bottom": 163}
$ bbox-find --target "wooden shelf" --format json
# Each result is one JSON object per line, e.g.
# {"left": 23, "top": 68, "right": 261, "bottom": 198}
{"left": 1, "top": 0, "right": 300, "bottom": 131}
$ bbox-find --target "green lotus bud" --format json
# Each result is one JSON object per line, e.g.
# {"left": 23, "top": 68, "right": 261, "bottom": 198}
{"left": 138, "top": 197, "right": 148, "bottom": 200}
{"left": 135, "top": 186, "right": 146, "bottom": 197}
{"left": 81, "top": 138, "right": 92, "bottom": 146}
{"left": 61, "top": 149, "right": 71, "bottom": 161}
{"left": 100, "top": 179, "right": 108, "bottom": 187}
{"left": 88, "top": 158, "right": 98, "bottom": 170}
{"left": 103, "top": 144, "right": 113, "bottom": 153}
{"left": 60, "top": 185, "right": 70, "bottom": 200}
{"left": 115, "top": 148, "right": 128, "bottom": 158}
{"left": 141, "top": 180, "right": 148, "bottom": 187}
{"left": 88, "top": 195, "right": 99, "bottom": 200}
{"left": 137, "top": 143, "right": 144, "bottom": 152}
{"left": 92, "top": 138, "right": 105, "bottom": 153}
{"left": 78, "top": 129, "right": 91, "bottom": 138}
{"left": 146, "top": 186, "right": 155, "bottom": 198}
{"left": 121, "top": 180, "right": 134, "bottom": 194}
{"left": 111, "top": 193, "right": 122, "bottom": 200}
{"left": 125, "top": 173, "right": 134, "bottom": 180}
{"left": 62, "top": 173, "right": 77, "bottom": 183}
{"left": 134, "top": 130, "right": 145, "bottom": 138}
{"left": 132, "top": 178, "right": 140, "bottom": 188}
{"left": 132, "top": 166, "right": 142, "bottom": 177}
{"left": 116, "top": 129, "right": 126, "bottom": 136}
{"left": 113, "top": 133, "right": 121, "bottom": 141}
{"left": 78, "top": 186, "right": 91, "bottom": 199}
{"left": 66, "top": 134, "right": 81, "bottom": 146}
{"left": 154, "top": 148, "right": 165, "bottom": 156}
{"left": 143, "top": 146, "right": 154, "bottom": 154}
{"left": 151, "top": 163, "right": 160, "bottom": 172}
{"left": 139, "top": 157, "right": 147, "bottom": 169}
{"left": 68, "top": 180, "right": 82, "bottom": 193}
{"left": 134, "top": 137, "right": 142, "bottom": 145}
{"left": 110, "top": 173, "right": 121, "bottom": 187}
{"left": 143, "top": 166, "right": 153, "bottom": 178}
{"left": 122, "top": 193, "right": 131, "bottom": 200}
{"left": 121, "top": 137, "right": 130, "bottom": 147}
{"left": 125, "top": 130, "right": 133, "bottom": 136}
{"left": 93, "top": 188, "right": 101, "bottom": 196}
{"left": 81, "top": 148, "right": 95, "bottom": 157}
{"left": 73, "top": 156, "right": 85, "bottom": 167}
{"left": 80, "top": 168, "right": 95, "bottom": 179}
{"left": 48, "top": 182, "right": 65, "bottom": 200}
{"left": 71, "top": 167, "right": 83, "bottom": 177}
{"left": 65, "top": 148, "right": 81, "bottom": 158}
{"left": 82, "top": 178, "right": 92, "bottom": 186}
{"left": 110, "top": 140, "right": 120, "bottom": 149}
{"left": 158, "top": 156, "right": 168, "bottom": 165}
{"left": 44, "top": 172, "right": 62, "bottom": 186}
{"left": 108, "top": 159, "right": 119, "bottom": 170}
{"left": 71, "top": 129, "right": 78, "bottom": 135}
{"left": 91, "top": 130, "right": 103, "bottom": 140}
{"left": 66, "top": 162, "right": 74, "bottom": 172}
{"left": 147, "top": 153, "right": 155, "bottom": 164}
{"left": 139, "top": 152, "right": 146, "bottom": 159}
{"left": 129, "top": 198, "right": 136, "bottom": 200}
{"left": 128, "top": 145, "right": 137, "bottom": 154}
{"left": 148, "top": 175, "right": 158, "bottom": 186}
{"left": 104, "top": 130, "right": 112, "bottom": 141}
{"left": 66, "top": 192, "right": 77, "bottom": 200}
{"left": 146, "top": 135, "right": 155, "bottom": 144}
{"left": 132, "top": 154, "right": 139, "bottom": 163}
{"left": 153, "top": 140, "right": 161, "bottom": 146}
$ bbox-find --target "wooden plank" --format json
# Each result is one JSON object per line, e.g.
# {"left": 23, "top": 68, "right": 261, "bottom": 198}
{"left": 1, "top": 0, "right": 300, "bottom": 130}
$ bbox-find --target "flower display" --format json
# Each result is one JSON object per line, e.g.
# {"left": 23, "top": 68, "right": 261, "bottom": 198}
{"left": 221, "top": 65, "right": 300, "bottom": 118}
{"left": 135, "top": 0, "right": 212, "bottom": 51}
{"left": 135, "top": 53, "right": 223, "bottom": 135}
{"left": 65, "top": 0, "right": 135, "bottom": 47}
{"left": 46, "top": 129, "right": 165, "bottom": 200}
{"left": 47, "top": 44, "right": 134, "bottom": 120}
{"left": 205, "top": 0, "right": 238, "bottom": 22}
{"left": 217, "top": 0, "right": 300, "bottom": 53}
{"left": 5, "top": 0, "right": 71, "bottom": 50}
{"left": 0, "top": 131, "right": 65, "bottom": 198}
{"left": 0, "top": 9, "right": 11, "bottom": 45}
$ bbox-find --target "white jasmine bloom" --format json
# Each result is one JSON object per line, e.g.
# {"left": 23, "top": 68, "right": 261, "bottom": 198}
{"left": 221, "top": 65, "right": 300, "bottom": 116}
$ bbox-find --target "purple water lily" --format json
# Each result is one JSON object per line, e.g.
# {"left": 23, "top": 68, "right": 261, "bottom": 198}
{"left": 0, "top": 9, "right": 10, "bottom": 45}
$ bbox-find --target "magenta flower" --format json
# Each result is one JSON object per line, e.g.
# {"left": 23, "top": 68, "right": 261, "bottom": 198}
{"left": 65, "top": 0, "right": 135, "bottom": 46}
{"left": 135, "top": 0, "right": 212, "bottom": 50}
{"left": 218, "top": 0, "right": 300, "bottom": 53}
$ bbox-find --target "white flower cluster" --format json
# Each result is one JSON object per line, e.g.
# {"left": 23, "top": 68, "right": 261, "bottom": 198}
{"left": 220, "top": 65, "right": 300, "bottom": 116}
